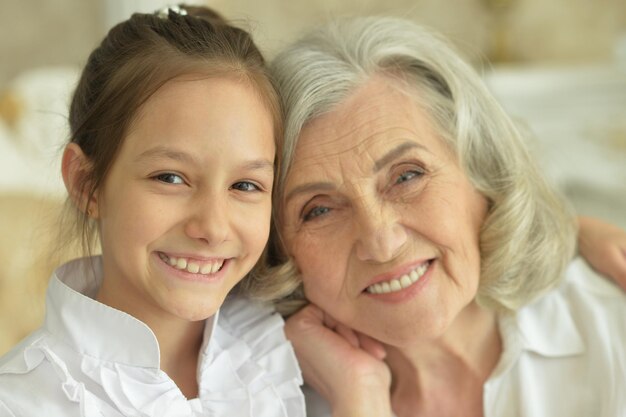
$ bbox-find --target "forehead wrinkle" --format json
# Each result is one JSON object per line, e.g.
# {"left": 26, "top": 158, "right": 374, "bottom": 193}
{"left": 298, "top": 91, "right": 396, "bottom": 156}
{"left": 284, "top": 151, "right": 357, "bottom": 205}
{"left": 297, "top": 118, "right": 412, "bottom": 172}
{"left": 297, "top": 121, "right": 364, "bottom": 164}
{"left": 288, "top": 78, "right": 441, "bottom": 201}
{"left": 288, "top": 120, "right": 420, "bottom": 205}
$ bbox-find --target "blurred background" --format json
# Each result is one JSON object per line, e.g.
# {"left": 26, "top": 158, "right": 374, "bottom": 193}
{"left": 1, "top": 0, "right": 625, "bottom": 355}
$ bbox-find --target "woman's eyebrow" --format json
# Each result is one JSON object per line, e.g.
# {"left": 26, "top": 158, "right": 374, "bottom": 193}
{"left": 285, "top": 141, "right": 427, "bottom": 203}
{"left": 285, "top": 182, "right": 336, "bottom": 204}
{"left": 373, "top": 141, "right": 426, "bottom": 173}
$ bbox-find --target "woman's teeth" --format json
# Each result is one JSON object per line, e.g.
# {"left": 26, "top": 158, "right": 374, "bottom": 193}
{"left": 366, "top": 262, "right": 430, "bottom": 294}
{"left": 159, "top": 253, "right": 224, "bottom": 275}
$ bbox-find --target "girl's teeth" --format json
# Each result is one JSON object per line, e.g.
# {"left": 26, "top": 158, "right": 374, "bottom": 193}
{"left": 162, "top": 254, "right": 224, "bottom": 276}
{"left": 366, "top": 262, "right": 430, "bottom": 294}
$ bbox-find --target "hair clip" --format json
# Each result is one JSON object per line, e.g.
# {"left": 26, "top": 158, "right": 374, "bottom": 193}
{"left": 156, "top": 5, "right": 188, "bottom": 19}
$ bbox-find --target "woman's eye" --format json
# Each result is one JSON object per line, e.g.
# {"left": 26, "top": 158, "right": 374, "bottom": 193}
{"left": 303, "top": 206, "right": 330, "bottom": 222}
{"left": 154, "top": 173, "right": 184, "bottom": 184}
{"left": 231, "top": 181, "right": 260, "bottom": 192}
{"left": 395, "top": 170, "right": 423, "bottom": 185}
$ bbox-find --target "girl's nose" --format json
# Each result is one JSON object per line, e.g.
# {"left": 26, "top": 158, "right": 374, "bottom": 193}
{"left": 184, "top": 194, "right": 229, "bottom": 245}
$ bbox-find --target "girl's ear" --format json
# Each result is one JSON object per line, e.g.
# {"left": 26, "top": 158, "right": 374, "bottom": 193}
{"left": 61, "top": 143, "right": 99, "bottom": 219}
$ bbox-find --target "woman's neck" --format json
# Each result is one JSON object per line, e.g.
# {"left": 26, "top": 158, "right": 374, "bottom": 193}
{"left": 385, "top": 301, "right": 501, "bottom": 417}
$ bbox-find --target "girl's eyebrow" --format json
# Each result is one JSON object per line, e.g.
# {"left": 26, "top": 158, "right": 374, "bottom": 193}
{"left": 135, "top": 146, "right": 196, "bottom": 165}
{"left": 243, "top": 159, "right": 275, "bottom": 173}
{"left": 135, "top": 146, "right": 274, "bottom": 173}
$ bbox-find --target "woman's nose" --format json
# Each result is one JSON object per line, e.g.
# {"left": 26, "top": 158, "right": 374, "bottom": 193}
{"left": 184, "top": 194, "right": 229, "bottom": 245}
{"left": 354, "top": 202, "right": 407, "bottom": 263}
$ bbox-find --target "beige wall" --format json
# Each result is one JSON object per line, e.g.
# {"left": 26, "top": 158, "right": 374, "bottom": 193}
{"left": 0, "top": 1, "right": 101, "bottom": 88}
{"left": 1, "top": 0, "right": 625, "bottom": 88}
{"left": 216, "top": 0, "right": 626, "bottom": 63}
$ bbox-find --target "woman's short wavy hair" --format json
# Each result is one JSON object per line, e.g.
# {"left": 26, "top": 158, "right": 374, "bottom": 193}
{"left": 265, "top": 16, "right": 577, "bottom": 313}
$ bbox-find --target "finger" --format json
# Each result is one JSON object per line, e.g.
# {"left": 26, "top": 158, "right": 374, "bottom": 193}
{"left": 300, "top": 303, "right": 325, "bottom": 321}
{"left": 322, "top": 311, "right": 339, "bottom": 330}
{"left": 356, "top": 332, "right": 387, "bottom": 360}
{"left": 285, "top": 304, "right": 325, "bottom": 340}
{"left": 334, "top": 322, "right": 361, "bottom": 348}
{"left": 319, "top": 310, "right": 362, "bottom": 348}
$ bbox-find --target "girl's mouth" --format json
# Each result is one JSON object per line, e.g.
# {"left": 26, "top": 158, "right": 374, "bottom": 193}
{"left": 158, "top": 252, "right": 226, "bottom": 276}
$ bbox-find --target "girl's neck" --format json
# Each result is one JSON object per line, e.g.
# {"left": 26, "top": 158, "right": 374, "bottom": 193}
{"left": 153, "top": 316, "right": 205, "bottom": 399}
{"left": 385, "top": 301, "right": 501, "bottom": 417}
{"left": 96, "top": 281, "right": 207, "bottom": 399}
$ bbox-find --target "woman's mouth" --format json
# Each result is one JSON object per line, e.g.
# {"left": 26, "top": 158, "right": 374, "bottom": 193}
{"left": 365, "top": 260, "right": 432, "bottom": 294}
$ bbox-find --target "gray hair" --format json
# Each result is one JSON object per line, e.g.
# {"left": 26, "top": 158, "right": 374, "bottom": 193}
{"left": 268, "top": 16, "right": 577, "bottom": 312}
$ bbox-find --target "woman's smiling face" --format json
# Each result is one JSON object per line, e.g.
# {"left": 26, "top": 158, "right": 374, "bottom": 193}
{"left": 280, "top": 76, "right": 489, "bottom": 346}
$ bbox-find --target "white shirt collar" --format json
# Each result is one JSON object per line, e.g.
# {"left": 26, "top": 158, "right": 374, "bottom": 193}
{"left": 45, "top": 256, "right": 216, "bottom": 369}
{"left": 491, "top": 289, "right": 585, "bottom": 380}
{"left": 515, "top": 289, "right": 585, "bottom": 357}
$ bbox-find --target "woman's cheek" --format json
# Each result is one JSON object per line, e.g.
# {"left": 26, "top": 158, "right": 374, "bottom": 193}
{"left": 302, "top": 273, "right": 336, "bottom": 310}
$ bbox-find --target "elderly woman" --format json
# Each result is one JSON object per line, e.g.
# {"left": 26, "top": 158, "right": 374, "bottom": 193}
{"left": 267, "top": 17, "right": 626, "bottom": 416}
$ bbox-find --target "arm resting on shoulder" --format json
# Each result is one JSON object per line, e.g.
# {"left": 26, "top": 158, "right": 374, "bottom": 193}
{"left": 578, "top": 216, "right": 626, "bottom": 291}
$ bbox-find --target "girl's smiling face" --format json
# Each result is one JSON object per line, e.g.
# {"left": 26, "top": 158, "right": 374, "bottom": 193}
{"left": 280, "top": 77, "right": 488, "bottom": 346}
{"left": 92, "top": 76, "right": 275, "bottom": 323}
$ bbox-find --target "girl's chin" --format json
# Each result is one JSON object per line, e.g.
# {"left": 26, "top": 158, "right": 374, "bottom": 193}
{"left": 166, "top": 297, "right": 223, "bottom": 322}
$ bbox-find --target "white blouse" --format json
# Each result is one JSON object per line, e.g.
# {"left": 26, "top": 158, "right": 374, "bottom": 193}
{"left": 304, "top": 258, "right": 626, "bottom": 417}
{"left": 0, "top": 257, "right": 305, "bottom": 417}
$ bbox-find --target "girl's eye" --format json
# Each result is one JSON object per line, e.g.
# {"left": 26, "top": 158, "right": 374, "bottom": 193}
{"left": 395, "top": 169, "right": 423, "bottom": 185}
{"left": 231, "top": 181, "right": 260, "bottom": 192}
{"left": 303, "top": 206, "right": 330, "bottom": 222}
{"left": 155, "top": 173, "right": 184, "bottom": 184}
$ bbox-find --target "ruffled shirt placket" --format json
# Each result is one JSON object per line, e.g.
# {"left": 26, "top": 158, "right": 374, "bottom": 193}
{"left": 0, "top": 256, "right": 305, "bottom": 417}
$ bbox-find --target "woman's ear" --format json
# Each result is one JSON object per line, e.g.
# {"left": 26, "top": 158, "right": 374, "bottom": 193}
{"left": 61, "top": 143, "right": 99, "bottom": 219}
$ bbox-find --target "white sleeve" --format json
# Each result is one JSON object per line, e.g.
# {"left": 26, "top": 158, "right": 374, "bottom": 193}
{"left": 0, "top": 398, "right": 17, "bottom": 417}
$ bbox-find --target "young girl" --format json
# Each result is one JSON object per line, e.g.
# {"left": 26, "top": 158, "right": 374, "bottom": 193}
{"left": 0, "top": 5, "right": 304, "bottom": 416}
